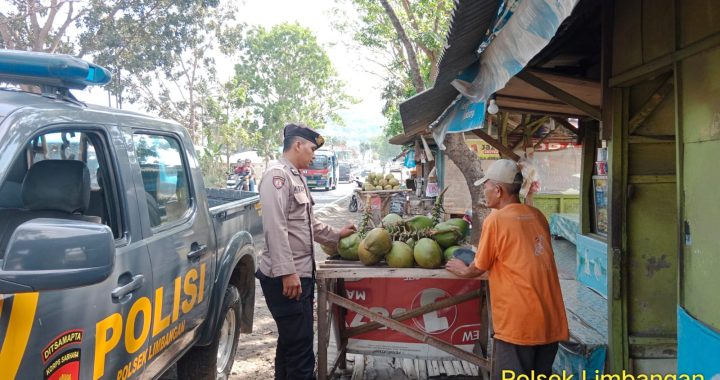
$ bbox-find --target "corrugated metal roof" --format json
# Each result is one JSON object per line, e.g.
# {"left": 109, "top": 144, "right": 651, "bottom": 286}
{"left": 399, "top": 0, "right": 500, "bottom": 137}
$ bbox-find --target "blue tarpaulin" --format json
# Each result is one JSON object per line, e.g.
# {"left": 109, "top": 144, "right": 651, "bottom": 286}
{"left": 431, "top": 0, "right": 579, "bottom": 148}
{"left": 403, "top": 150, "right": 416, "bottom": 168}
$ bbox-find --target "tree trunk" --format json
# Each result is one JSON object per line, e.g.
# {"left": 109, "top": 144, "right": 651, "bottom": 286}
{"left": 379, "top": 0, "right": 425, "bottom": 93}
{"left": 442, "top": 133, "right": 489, "bottom": 245}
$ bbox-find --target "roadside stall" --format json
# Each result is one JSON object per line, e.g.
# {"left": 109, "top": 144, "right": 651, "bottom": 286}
{"left": 316, "top": 199, "right": 492, "bottom": 379}
{"left": 316, "top": 265, "right": 490, "bottom": 379}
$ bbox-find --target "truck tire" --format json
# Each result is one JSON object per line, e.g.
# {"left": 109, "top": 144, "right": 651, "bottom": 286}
{"left": 177, "top": 285, "right": 241, "bottom": 380}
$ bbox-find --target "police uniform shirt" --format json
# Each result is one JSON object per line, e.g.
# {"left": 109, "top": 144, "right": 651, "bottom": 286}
{"left": 258, "top": 157, "right": 340, "bottom": 278}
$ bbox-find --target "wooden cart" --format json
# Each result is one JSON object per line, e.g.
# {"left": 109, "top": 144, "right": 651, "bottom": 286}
{"left": 316, "top": 260, "right": 493, "bottom": 379}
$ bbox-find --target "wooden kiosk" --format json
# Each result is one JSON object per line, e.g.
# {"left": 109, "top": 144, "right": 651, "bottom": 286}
{"left": 315, "top": 261, "right": 493, "bottom": 379}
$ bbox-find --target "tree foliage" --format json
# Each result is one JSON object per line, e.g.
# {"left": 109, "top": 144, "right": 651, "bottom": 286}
{"left": 370, "top": 134, "right": 401, "bottom": 163}
{"left": 334, "top": 0, "right": 454, "bottom": 137}
{"left": 120, "top": 4, "right": 242, "bottom": 143}
{"left": 0, "top": 0, "right": 221, "bottom": 98}
{"left": 337, "top": 0, "right": 488, "bottom": 244}
{"left": 229, "top": 23, "right": 352, "bottom": 163}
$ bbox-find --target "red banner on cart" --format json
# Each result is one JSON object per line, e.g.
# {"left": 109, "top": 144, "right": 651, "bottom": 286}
{"left": 343, "top": 278, "right": 484, "bottom": 359}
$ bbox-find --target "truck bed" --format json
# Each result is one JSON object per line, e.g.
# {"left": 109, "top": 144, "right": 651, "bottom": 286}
{"left": 207, "top": 187, "right": 263, "bottom": 254}
{"left": 206, "top": 188, "right": 259, "bottom": 209}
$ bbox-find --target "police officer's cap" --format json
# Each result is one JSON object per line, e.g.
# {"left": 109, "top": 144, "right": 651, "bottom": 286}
{"left": 283, "top": 123, "right": 325, "bottom": 149}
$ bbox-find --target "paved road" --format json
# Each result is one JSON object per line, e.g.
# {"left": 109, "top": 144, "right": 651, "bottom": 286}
{"left": 310, "top": 182, "right": 357, "bottom": 206}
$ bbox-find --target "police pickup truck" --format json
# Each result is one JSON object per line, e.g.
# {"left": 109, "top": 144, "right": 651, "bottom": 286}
{"left": 0, "top": 51, "right": 262, "bottom": 380}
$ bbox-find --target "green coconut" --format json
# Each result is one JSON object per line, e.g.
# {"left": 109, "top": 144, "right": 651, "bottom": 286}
{"left": 445, "top": 218, "right": 470, "bottom": 238}
{"left": 443, "top": 245, "right": 462, "bottom": 262}
{"left": 405, "top": 215, "right": 434, "bottom": 231}
{"left": 385, "top": 173, "right": 395, "bottom": 181}
{"left": 337, "top": 233, "right": 361, "bottom": 260}
{"left": 432, "top": 223, "right": 463, "bottom": 248}
{"left": 382, "top": 213, "right": 403, "bottom": 227}
{"left": 363, "top": 228, "right": 393, "bottom": 256}
{"left": 413, "top": 238, "right": 443, "bottom": 269}
{"left": 386, "top": 241, "right": 415, "bottom": 268}
{"left": 358, "top": 240, "right": 382, "bottom": 266}
{"left": 406, "top": 238, "right": 416, "bottom": 249}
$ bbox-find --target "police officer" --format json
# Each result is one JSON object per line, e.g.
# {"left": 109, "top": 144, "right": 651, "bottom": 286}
{"left": 256, "top": 123, "right": 356, "bottom": 380}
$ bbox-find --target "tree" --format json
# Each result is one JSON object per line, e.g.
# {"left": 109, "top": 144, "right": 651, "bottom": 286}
{"left": 0, "top": 0, "right": 222, "bottom": 108}
{"left": 370, "top": 135, "right": 401, "bottom": 164}
{"left": 359, "top": 141, "right": 372, "bottom": 161}
{"left": 340, "top": 0, "right": 489, "bottom": 244}
{"left": 122, "top": 4, "right": 242, "bottom": 144}
{"left": 228, "top": 23, "right": 352, "bottom": 163}
{"left": 334, "top": 0, "right": 452, "bottom": 137}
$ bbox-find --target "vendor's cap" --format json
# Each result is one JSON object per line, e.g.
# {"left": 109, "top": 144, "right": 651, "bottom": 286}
{"left": 284, "top": 123, "right": 324, "bottom": 148}
{"left": 474, "top": 159, "right": 522, "bottom": 186}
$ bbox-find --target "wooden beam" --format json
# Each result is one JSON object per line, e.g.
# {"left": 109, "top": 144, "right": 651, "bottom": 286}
{"left": 328, "top": 292, "right": 491, "bottom": 369}
{"left": 328, "top": 347, "right": 347, "bottom": 378}
{"left": 609, "top": 30, "right": 720, "bottom": 88}
{"left": 344, "top": 289, "right": 483, "bottom": 338}
{"left": 551, "top": 117, "right": 580, "bottom": 135}
{"left": 510, "top": 116, "right": 548, "bottom": 150}
{"left": 526, "top": 116, "right": 550, "bottom": 137}
{"left": 317, "top": 279, "right": 330, "bottom": 380}
{"left": 472, "top": 128, "right": 521, "bottom": 161}
{"left": 533, "top": 127, "right": 557, "bottom": 149}
{"left": 517, "top": 71, "right": 602, "bottom": 120}
{"left": 496, "top": 95, "right": 588, "bottom": 117}
{"left": 500, "top": 112, "right": 509, "bottom": 147}
{"left": 628, "top": 76, "right": 674, "bottom": 134}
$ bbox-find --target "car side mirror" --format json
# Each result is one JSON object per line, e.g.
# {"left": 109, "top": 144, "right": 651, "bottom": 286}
{"left": 0, "top": 218, "right": 115, "bottom": 293}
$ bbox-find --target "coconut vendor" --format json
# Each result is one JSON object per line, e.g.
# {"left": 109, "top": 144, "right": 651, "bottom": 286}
{"left": 256, "top": 123, "right": 357, "bottom": 380}
{"left": 445, "top": 159, "right": 568, "bottom": 380}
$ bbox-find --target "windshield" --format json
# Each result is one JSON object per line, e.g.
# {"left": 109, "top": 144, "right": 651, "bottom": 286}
{"left": 310, "top": 155, "right": 329, "bottom": 170}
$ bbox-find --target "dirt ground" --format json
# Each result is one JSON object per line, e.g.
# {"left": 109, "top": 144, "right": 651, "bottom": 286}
{"left": 230, "top": 197, "right": 357, "bottom": 379}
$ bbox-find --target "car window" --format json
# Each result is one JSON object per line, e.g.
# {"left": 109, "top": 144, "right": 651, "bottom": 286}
{"left": 133, "top": 133, "right": 192, "bottom": 228}
{"left": 0, "top": 129, "right": 124, "bottom": 253}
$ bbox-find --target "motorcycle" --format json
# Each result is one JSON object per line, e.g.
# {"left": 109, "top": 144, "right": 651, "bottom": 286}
{"left": 226, "top": 172, "right": 250, "bottom": 191}
{"left": 348, "top": 177, "right": 363, "bottom": 212}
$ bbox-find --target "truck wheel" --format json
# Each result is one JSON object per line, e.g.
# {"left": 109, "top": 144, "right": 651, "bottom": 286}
{"left": 177, "top": 285, "right": 241, "bottom": 380}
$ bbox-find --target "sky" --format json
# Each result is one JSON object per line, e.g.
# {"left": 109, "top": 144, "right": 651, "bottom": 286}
{"left": 73, "top": 0, "right": 389, "bottom": 146}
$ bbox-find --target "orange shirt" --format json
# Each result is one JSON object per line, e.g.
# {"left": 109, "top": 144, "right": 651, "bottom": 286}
{"left": 474, "top": 203, "right": 569, "bottom": 345}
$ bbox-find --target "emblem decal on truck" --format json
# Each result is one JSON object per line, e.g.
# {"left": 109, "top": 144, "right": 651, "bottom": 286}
{"left": 44, "top": 348, "right": 80, "bottom": 380}
{"left": 42, "top": 329, "right": 84, "bottom": 363}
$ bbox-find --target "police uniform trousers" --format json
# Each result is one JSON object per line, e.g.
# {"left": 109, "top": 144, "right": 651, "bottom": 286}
{"left": 257, "top": 270, "right": 316, "bottom": 380}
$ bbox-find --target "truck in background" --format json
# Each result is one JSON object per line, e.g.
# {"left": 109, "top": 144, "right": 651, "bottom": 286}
{"left": 302, "top": 149, "right": 338, "bottom": 190}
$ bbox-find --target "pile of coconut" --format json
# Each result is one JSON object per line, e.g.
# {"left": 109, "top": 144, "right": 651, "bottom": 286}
{"left": 324, "top": 214, "right": 470, "bottom": 269}
{"left": 362, "top": 173, "right": 401, "bottom": 191}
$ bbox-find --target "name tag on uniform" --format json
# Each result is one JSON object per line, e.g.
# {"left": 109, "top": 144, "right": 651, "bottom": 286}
{"left": 294, "top": 191, "right": 310, "bottom": 204}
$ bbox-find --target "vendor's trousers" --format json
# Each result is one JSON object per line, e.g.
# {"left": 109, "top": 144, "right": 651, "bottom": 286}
{"left": 492, "top": 339, "right": 558, "bottom": 380}
{"left": 257, "top": 271, "right": 316, "bottom": 380}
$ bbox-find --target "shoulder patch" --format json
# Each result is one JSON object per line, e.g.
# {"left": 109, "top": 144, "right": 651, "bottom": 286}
{"left": 272, "top": 176, "right": 286, "bottom": 189}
